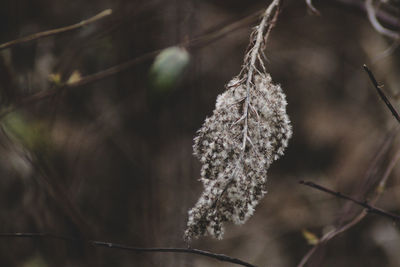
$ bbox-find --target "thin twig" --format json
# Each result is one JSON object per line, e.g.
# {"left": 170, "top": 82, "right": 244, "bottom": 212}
{"left": 242, "top": 0, "right": 281, "bottom": 150}
{"left": 0, "top": 49, "right": 158, "bottom": 120}
{"left": 189, "top": 0, "right": 282, "bottom": 240}
{"left": 297, "top": 207, "right": 367, "bottom": 267}
{"left": 0, "top": 9, "right": 272, "bottom": 120}
{"left": 363, "top": 64, "right": 400, "bottom": 124}
{"left": 306, "top": 0, "right": 321, "bottom": 15}
{"left": 365, "top": 0, "right": 400, "bottom": 40}
{"left": 377, "top": 149, "right": 400, "bottom": 193}
{"left": 0, "top": 9, "right": 112, "bottom": 51}
{"left": 189, "top": 9, "right": 264, "bottom": 49}
{"left": 0, "top": 233, "right": 256, "bottom": 267}
{"left": 297, "top": 129, "right": 400, "bottom": 267}
{"left": 299, "top": 180, "right": 400, "bottom": 221}
{"left": 334, "top": 0, "right": 400, "bottom": 29}
{"left": 372, "top": 42, "right": 399, "bottom": 64}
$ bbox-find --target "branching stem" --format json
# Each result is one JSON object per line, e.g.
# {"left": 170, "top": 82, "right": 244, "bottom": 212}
{"left": 297, "top": 125, "right": 400, "bottom": 267}
{"left": 242, "top": 0, "right": 281, "bottom": 151}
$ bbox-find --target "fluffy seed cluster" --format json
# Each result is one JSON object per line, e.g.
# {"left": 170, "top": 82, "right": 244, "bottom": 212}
{"left": 184, "top": 74, "right": 292, "bottom": 241}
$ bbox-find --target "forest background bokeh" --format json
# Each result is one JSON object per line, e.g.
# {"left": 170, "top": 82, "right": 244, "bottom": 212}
{"left": 0, "top": 0, "right": 399, "bottom": 266}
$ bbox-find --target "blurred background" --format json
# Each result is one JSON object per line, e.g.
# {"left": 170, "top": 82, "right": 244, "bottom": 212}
{"left": 0, "top": 0, "right": 399, "bottom": 266}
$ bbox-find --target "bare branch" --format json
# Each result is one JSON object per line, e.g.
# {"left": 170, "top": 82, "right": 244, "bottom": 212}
{"left": 308, "top": 0, "right": 400, "bottom": 40}
{"left": 371, "top": 42, "right": 399, "bottom": 63}
{"left": 306, "top": 0, "right": 321, "bottom": 15}
{"left": 333, "top": 0, "right": 400, "bottom": 29}
{"left": 0, "top": 9, "right": 112, "bottom": 51}
{"left": 363, "top": 64, "right": 400, "bottom": 124}
{"left": 0, "top": 232, "right": 257, "bottom": 267}
{"left": 0, "top": 49, "right": 159, "bottom": 120}
{"left": 0, "top": 9, "right": 273, "bottom": 121}
{"left": 365, "top": 0, "right": 400, "bottom": 40}
{"left": 189, "top": 10, "right": 264, "bottom": 49}
{"left": 242, "top": 0, "right": 281, "bottom": 150}
{"left": 297, "top": 129, "right": 400, "bottom": 267}
{"left": 299, "top": 180, "right": 400, "bottom": 221}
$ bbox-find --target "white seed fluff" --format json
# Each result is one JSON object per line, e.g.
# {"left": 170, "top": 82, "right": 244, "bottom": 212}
{"left": 184, "top": 74, "right": 292, "bottom": 241}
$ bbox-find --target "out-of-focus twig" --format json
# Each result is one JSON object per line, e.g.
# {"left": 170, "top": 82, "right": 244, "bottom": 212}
{"left": 0, "top": 232, "right": 257, "bottom": 267}
{"left": 334, "top": 0, "right": 400, "bottom": 29}
{"left": 297, "top": 128, "right": 400, "bottom": 267}
{"left": 298, "top": 173, "right": 400, "bottom": 267}
{"left": 0, "top": 52, "right": 156, "bottom": 120}
{"left": 0, "top": 8, "right": 275, "bottom": 120}
{"left": 189, "top": 9, "right": 263, "bottom": 49}
{"left": 299, "top": 180, "right": 400, "bottom": 221}
{"left": 363, "top": 64, "right": 400, "bottom": 124}
{"left": 0, "top": 9, "right": 112, "bottom": 51}
{"left": 372, "top": 42, "right": 399, "bottom": 64}
{"left": 306, "top": 0, "right": 321, "bottom": 15}
{"left": 365, "top": 0, "right": 400, "bottom": 40}
{"left": 313, "top": 0, "right": 400, "bottom": 41}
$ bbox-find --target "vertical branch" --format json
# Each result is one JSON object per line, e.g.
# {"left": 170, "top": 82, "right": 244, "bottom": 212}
{"left": 185, "top": 0, "right": 291, "bottom": 241}
{"left": 241, "top": 0, "right": 281, "bottom": 150}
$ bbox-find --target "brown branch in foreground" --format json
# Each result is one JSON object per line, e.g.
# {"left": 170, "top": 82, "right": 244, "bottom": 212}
{"left": 363, "top": 64, "right": 400, "bottom": 124}
{"left": 0, "top": 9, "right": 112, "bottom": 51}
{"left": 299, "top": 180, "right": 400, "bottom": 221}
{"left": 0, "top": 233, "right": 256, "bottom": 267}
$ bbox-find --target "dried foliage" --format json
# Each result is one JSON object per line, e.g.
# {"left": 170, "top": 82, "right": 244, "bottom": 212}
{"left": 1, "top": 0, "right": 400, "bottom": 266}
{"left": 185, "top": 0, "right": 292, "bottom": 241}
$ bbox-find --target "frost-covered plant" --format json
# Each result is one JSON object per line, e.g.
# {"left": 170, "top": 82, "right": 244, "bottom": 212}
{"left": 184, "top": 0, "right": 292, "bottom": 241}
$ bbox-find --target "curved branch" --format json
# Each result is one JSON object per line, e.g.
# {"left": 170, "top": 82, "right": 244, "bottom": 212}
{"left": 365, "top": 0, "right": 400, "bottom": 40}
{"left": 306, "top": 0, "right": 321, "bottom": 15}
{"left": 0, "top": 9, "right": 274, "bottom": 121}
{"left": 0, "top": 9, "right": 112, "bottom": 51}
{"left": 333, "top": 0, "right": 400, "bottom": 29}
{"left": 0, "top": 232, "right": 256, "bottom": 267}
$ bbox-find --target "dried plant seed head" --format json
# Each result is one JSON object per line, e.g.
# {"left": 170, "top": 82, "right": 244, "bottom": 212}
{"left": 185, "top": 74, "right": 291, "bottom": 241}
{"left": 184, "top": 0, "right": 290, "bottom": 241}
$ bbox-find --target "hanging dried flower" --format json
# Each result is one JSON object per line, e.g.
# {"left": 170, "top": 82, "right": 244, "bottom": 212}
{"left": 184, "top": 0, "right": 291, "bottom": 241}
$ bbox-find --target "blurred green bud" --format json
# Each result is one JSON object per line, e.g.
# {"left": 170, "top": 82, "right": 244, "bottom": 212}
{"left": 3, "top": 113, "right": 52, "bottom": 153}
{"left": 149, "top": 46, "right": 190, "bottom": 91}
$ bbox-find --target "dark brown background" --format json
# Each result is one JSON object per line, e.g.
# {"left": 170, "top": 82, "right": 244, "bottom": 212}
{"left": 0, "top": 0, "right": 399, "bottom": 266}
